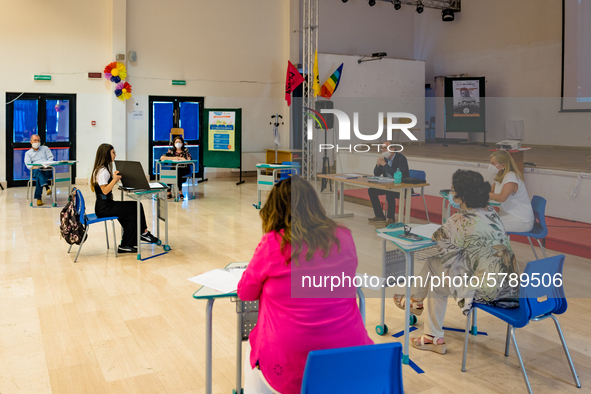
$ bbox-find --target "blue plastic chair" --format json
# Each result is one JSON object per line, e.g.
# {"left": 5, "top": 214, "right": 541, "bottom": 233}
{"left": 67, "top": 189, "right": 119, "bottom": 263}
{"left": 409, "top": 169, "right": 430, "bottom": 223}
{"left": 507, "top": 195, "right": 548, "bottom": 260}
{"left": 300, "top": 343, "right": 403, "bottom": 394}
{"left": 280, "top": 161, "right": 299, "bottom": 180}
{"left": 461, "top": 255, "right": 580, "bottom": 393}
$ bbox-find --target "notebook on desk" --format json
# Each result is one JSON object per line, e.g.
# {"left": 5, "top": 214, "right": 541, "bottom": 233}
{"left": 114, "top": 160, "right": 168, "bottom": 190}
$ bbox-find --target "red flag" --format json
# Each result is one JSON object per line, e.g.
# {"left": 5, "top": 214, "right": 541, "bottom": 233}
{"left": 285, "top": 61, "right": 304, "bottom": 106}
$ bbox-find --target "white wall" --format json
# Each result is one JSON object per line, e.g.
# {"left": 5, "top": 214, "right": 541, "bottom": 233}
{"left": 0, "top": 0, "right": 113, "bottom": 184}
{"left": 414, "top": 0, "right": 591, "bottom": 147}
{"left": 319, "top": 0, "right": 415, "bottom": 60}
{"left": 337, "top": 151, "right": 591, "bottom": 223}
{"left": 125, "top": 0, "right": 290, "bottom": 174}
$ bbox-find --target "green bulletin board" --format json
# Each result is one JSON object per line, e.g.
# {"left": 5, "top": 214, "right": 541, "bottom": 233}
{"left": 203, "top": 108, "right": 242, "bottom": 169}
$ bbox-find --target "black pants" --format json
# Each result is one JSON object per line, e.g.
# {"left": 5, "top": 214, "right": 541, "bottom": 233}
{"left": 167, "top": 166, "right": 191, "bottom": 192}
{"left": 368, "top": 188, "right": 400, "bottom": 220}
{"left": 95, "top": 200, "right": 147, "bottom": 247}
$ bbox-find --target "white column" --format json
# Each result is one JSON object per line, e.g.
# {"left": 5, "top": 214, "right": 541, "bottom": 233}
{"left": 111, "top": 0, "right": 127, "bottom": 159}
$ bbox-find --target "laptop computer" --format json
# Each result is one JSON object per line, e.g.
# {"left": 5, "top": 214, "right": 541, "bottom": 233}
{"left": 114, "top": 160, "right": 167, "bottom": 191}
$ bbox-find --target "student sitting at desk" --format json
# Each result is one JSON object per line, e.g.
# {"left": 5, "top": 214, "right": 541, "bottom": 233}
{"left": 368, "top": 141, "right": 410, "bottom": 225}
{"left": 393, "top": 170, "right": 519, "bottom": 354}
{"left": 159, "top": 136, "right": 192, "bottom": 200}
{"left": 488, "top": 150, "right": 534, "bottom": 232}
{"left": 24, "top": 134, "right": 53, "bottom": 206}
{"left": 238, "top": 176, "right": 373, "bottom": 394}
{"left": 91, "top": 144, "right": 159, "bottom": 253}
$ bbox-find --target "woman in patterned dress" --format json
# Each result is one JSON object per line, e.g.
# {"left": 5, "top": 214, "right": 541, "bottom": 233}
{"left": 394, "top": 170, "right": 519, "bottom": 354}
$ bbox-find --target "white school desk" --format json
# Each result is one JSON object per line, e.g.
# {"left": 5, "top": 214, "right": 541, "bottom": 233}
{"left": 28, "top": 161, "right": 76, "bottom": 207}
{"left": 119, "top": 185, "right": 170, "bottom": 261}
{"left": 193, "top": 261, "right": 367, "bottom": 394}
{"left": 254, "top": 163, "right": 300, "bottom": 209}
{"left": 317, "top": 174, "right": 430, "bottom": 224}
{"left": 155, "top": 159, "right": 199, "bottom": 202}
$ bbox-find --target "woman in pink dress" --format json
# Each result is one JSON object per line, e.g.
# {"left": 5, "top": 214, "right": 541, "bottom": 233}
{"left": 237, "top": 176, "right": 373, "bottom": 394}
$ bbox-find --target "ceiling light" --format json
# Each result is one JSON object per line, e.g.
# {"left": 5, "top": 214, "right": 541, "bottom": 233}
{"left": 393, "top": 0, "right": 401, "bottom": 10}
{"left": 342, "top": 0, "right": 348, "bottom": 2}
{"left": 369, "top": 0, "right": 376, "bottom": 6}
{"left": 416, "top": 1, "right": 424, "bottom": 13}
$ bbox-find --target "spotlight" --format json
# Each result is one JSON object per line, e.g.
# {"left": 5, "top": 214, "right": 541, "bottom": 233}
{"left": 342, "top": 0, "right": 348, "bottom": 2}
{"left": 442, "top": 8, "right": 454, "bottom": 21}
{"left": 416, "top": 1, "right": 424, "bottom": 13}
{"left": 393, "top": 0, "right": 401, "bottom": 10}
{"left": 369, "top": 0, "right": 376, "bottom": 6}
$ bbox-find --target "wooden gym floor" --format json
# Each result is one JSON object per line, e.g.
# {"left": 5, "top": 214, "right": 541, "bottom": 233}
{"left": 0, "top": 179, "right": 589, "bottom": 393}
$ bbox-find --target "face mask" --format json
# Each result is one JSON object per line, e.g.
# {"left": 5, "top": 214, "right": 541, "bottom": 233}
{"left": 175, "top": 142, "right": 183, "bottom": 149}
{"left": 32, "top": 142, "right": 40, "bottom": 149}
{"left": 448, "top": 191, "right": 461, "bottom": 209}
{"left": 488, "top": 164, "right": 500, "bottom": 175}
{"left": 382, "top": 147, "right": 391, "bottom": 158}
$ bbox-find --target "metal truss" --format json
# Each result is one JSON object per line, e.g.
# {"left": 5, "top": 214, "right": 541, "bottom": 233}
{"left": 386, "top": 0, "right": 461, "bottom": 12}
{"left": 302, "top": 0, "right": 318, "bottom": 180}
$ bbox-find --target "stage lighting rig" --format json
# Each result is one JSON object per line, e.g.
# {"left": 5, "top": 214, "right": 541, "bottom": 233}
{"left": 358, "top": 52, "right": 387, "bottom": 64}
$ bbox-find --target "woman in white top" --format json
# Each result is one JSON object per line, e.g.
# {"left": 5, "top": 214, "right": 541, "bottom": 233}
{"left": 488, "top": 150, "right": 534, "bottom": 232}
{"left": 90, "top": 144, "right": 159, "bottom": 253}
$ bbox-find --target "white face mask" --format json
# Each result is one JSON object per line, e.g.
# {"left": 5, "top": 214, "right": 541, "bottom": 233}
{"left": 382, "top": 147, "right": 391, "bottom": 159}
{"left": 175, "top": 142, "right": 183, "bottom": 149}
{"left": 32, "top": 142, "right": 40, "bottom": 149}
{"left": 488, "top": 164, "right": 500, "bottom": 175}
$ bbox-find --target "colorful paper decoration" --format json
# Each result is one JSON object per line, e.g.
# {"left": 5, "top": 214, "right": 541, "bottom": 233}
{"left": 115, "top": 82, "right": 132, "bottom": 101}
{"left": 104, "top": 62, "right": 127, "bottom": 83}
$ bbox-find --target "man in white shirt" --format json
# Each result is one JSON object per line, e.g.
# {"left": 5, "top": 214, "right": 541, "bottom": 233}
{"left": 24, "top": 134, "right": 54, "bottom": 206}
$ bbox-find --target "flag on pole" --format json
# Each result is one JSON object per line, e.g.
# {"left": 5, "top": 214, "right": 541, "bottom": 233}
{"left": 285, "top": 61, "right": 305, "bottom": 106}
{"left": 313, "top": 50, "right": 321, "bottom": 97}
{"left": 320, "top": 63, "right": 344, "bottom": 99}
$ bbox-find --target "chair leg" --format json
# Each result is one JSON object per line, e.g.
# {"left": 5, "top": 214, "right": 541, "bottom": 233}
{"left": 104, "top": 221, "right": 109, "bottom": 249}
{"left": 421, "top": 188, "right": 430, "bottom": 223}
{"left": 549, "top": 315, "right": 581, "bottom": 388}
{"left": 510, "top": 327, "right": 533, "bottom": 394}
{"left": 112, "top": 220, "right": 118, "bottom": 258}
{"left": 536, "top": 238, "right": 547, "bottom": 259}
{"left": 527, "top": 237, "right": 539, "bottom": 260}
{"left": 461, "top": 309, "right": 472, "bottom": 372}
{"left": 505, "top": 323, "right": 511, "bottom": 356}
{"left": 74, "top": 227, "right": 90, "bottom": 263}
{"left": 68, "top": 243, "right": 73, "bottom": 254}
{"left": 471, "top": 308, "right": 478, "bottom": 335}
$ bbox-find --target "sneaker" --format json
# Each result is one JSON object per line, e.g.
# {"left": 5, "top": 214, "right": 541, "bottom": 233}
{"left": 140, "top": 231, "right": 159, "bottom": 244}
{"left": 368, "top": 216, "right": 386, "bottom": 223}
{"left": 46, "top": 187, "right": 52, "bottom": 196}
{"left": 117, "top": 245, "right": 137, "bottom": 253}
{"left": 37, "top": 199, "right": 44, "bottom": 206}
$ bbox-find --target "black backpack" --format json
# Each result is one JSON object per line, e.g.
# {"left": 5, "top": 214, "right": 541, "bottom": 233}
{"left": 60, "top": 188, "right": 87, "bottom": 245}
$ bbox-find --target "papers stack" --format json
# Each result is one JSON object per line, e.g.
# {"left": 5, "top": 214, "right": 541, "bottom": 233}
{"left": 336, "top": 173, "right": 363, "bottom": 179}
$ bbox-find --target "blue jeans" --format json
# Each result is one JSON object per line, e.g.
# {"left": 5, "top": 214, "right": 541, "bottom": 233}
{"left": 32, "top": 169, "right": 52, "bottom": 200}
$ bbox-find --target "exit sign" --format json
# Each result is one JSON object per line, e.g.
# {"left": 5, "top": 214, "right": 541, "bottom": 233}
{"left": 34, "top": 75, "right": 51, "bottom": 81}
{"left": 172, "top": 80, "right": 186, "bottom": 86}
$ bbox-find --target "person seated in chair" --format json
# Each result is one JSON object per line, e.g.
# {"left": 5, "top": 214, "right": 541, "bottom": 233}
{"left": 24, "top": 134, "right": 53, "bottom": 206}
{"left": 367, "top": 141, "right": 410, "bottom": 225}
{"left": 159, "top": 136, "right": 192, "bottom": 200}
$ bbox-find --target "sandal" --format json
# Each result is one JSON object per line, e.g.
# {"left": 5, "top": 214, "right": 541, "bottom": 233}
{"left": 167, "top": 192, "right": 173, "bottom": 199}
{"left": 179, "top": 193, "right": 185, "bottom": 200}
{"left": 393, "top": 295, "right": 424, "bottom": 316}
{"left": 411, "top": 334, "right": 446, "bottom": 354}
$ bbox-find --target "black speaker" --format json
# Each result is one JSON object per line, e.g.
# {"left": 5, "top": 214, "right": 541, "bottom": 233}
{"left": 314, "top": 100, "right": 334, "bottom": 129}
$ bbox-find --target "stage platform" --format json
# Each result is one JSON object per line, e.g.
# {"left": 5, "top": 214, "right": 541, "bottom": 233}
{"left": 341, "top": 188, "right": 591, "bottom": 259}
{"left": 405, "top": 142, "right": 591, "bottom": 173}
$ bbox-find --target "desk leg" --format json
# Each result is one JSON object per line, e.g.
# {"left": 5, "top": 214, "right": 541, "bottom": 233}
{"left": 236, "top": 303, "right": 243, "bottom": 394}
{"left": 137, "top": 197, "right": 141, "bottom": 261}
{"left": 333, "top": 180, "right": 339, "bottom": 216}
{"left": 206, "top": 299, "right": 215, "bottom": 394}
{"left": 405, "top": 188, "right": 412, "bottom": 224}
{"left": 192, "top": 163, "right": 196, "bottom": 200}
{"left": 164, "top": 191, "right": 169, "bottom": 249}
{"left": 379, "top": 239, "right": 387, "bottom": 333}
{"left": 340, "top": 181, "right": 345, "bottom": 215}
{"left": 398, "top": 188, "right": 406, "bottom": 224}
{"left": 403, "top": 250, "right": 411, "bottom": 365}
{"left": 29, "top": 171, "right": 33, "bottom": 206}
{"left": 327, "top": 180, "right": 354, "bottom": 219}
{"left": 52, "top": 167, "right": 57, "bottom": 207}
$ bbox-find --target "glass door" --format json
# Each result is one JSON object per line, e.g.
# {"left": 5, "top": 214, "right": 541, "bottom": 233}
{"left": 148, "top": 96, "right": 204, "bottom": 180}
{"left": 6, "top": 93, "right": 76, "bottom": 187}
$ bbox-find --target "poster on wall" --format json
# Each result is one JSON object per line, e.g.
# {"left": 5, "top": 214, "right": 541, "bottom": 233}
{"left": 208, "top": 111, "right": 236, "bottom": 151}
{"left": 452, "top": 80, "right": 480, "bottom": 117}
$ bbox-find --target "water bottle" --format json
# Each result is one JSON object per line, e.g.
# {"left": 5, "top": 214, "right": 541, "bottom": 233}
{"left": 394, "top": 168, "right": 402, "bottom": 184}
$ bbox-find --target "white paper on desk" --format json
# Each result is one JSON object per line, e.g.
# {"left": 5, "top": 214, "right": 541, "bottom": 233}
{"left": 410, "top": 223, "right": 441, "bottom": 240}
{"left": 149, "top": 182, "right": 165, "bottom": 188}
{"left": 188, "top": 269, "right": 240, "bottom": 294}
{"left": 336, "top": 173, "right": 363, "bottom": 179}
{"left": 40, "top": 161, "right": 60, "bottom": 168}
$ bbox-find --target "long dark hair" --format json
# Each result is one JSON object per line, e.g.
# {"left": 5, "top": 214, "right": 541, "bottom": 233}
{"left": 452, "top": 170, "right": 491, "bottom": 209}
{"left": 172, "top": 136, "right": 185, "bottom": 149}
{"left": 260, "top": 176, "right": 343, "bottom": 265}
{"left": 90, "top": 143, "right": 114, "bottom": 192}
